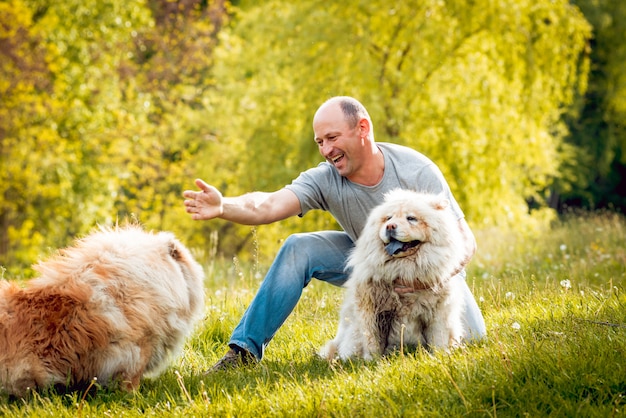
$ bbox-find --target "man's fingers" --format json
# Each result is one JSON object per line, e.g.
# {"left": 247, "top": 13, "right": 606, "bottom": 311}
{"left": 183, "top": 179, "right": 221, "bottom": 222}
{"left": 183, "top": 179, "right": 211, "bottom": 199}
{"left": 195, "top": 178, "right": 212, "bottom": 192}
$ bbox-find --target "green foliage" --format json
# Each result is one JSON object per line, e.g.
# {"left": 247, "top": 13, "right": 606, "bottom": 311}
{"left": 1, "top": 0, "right": 151, "bottom": 273}
{"left": 0, "top": 0, "right": 74, "bottom": 269}
{"left": 558, "top": 0, "right": 626, "bottom": 212}
{"left": 0, "top": 0, "right": 620, "bottom": 269}
{"left": 205, "top": 0, "right": 591, "bottom": 259}
{"left": 0, "top": 213, "right": 624, "bottom": 416}
{"left": 0, "top": 0, "right": 228, "bottom": 273}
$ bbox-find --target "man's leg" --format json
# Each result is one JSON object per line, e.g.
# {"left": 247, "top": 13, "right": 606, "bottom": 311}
{"left": 455, "top": 270, "right": 487, "bottom": 342}
{"left": 211, "top": 231, "right": 354, "bottom": 369}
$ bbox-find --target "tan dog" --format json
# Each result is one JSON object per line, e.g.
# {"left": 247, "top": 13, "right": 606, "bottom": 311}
{"left": 319, "top": 189, "right": 467, "bottom": 360}
{"left": 0, "top": 225, "right": 205, "bottom": 397}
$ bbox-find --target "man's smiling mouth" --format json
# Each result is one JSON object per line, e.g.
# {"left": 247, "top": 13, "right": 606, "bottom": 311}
{"left": 331, "top": 154, "right": 344, "bottom": 164}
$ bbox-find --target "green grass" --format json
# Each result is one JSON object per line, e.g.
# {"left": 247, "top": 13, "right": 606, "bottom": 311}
{"left": 1, "top": 212, "right": 625, "bottom": 417}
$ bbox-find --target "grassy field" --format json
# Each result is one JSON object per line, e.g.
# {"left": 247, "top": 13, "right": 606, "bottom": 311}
{"left": 1, "top": 212, "right": 625, "bottom": 417}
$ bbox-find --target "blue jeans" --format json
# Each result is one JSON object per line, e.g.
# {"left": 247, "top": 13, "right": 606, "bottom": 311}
{"left": 229, "top": 231, "right": 487, "bottom": 360}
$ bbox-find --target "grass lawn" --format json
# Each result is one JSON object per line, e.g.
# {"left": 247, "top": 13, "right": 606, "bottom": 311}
{"left": 1, "top": 212, "right": 625, "bottom": 417}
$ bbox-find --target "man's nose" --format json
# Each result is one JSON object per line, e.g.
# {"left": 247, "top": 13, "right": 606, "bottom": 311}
{"left": 320, "top": 142, "right": 332, "bottom": 157}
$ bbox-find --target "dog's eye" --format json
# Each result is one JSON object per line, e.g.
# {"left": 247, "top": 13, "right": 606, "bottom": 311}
{"left": 384, "top": 216, "right": 392, "bottom": 221}
{"left": 407, "top": 216, "right": 419, "bottom": 223}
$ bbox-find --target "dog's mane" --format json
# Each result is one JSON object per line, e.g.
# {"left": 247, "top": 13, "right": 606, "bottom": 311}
{"left": 348, "top": 190, "right": 465, "bottom": 289}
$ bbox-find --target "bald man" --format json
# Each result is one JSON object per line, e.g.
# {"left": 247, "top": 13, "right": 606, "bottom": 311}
{"left": 183, "top": 96, "right": 486, "bottom": 371}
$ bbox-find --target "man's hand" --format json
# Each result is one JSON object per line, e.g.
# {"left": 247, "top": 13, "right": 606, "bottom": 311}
{"left": 183, "top": 179, "right": 224, "bottom": 221}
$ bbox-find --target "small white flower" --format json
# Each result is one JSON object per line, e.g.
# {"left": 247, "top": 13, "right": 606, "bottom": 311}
{"left": 560, "top": 279, "right": 571, "bottom": 290}
{"left": 560, "top": 244, "right": 567, "bottom": 252}
{"left": 479, "top": 296, "right": 485, "bottom": 303}
{"left": 505, "top": 292, "right": 515, "bottom": 300}
{"left": 511, "top": 322, "right": 521, "bottom": 330}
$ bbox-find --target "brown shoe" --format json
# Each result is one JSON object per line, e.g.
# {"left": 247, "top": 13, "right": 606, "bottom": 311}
{"left": 206, "top": 347, "right": 256, "bottom": 373}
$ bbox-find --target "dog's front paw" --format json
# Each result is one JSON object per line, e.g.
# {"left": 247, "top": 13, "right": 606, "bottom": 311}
{"left": 317, "top": 340, "right": 338, "bottom": 360}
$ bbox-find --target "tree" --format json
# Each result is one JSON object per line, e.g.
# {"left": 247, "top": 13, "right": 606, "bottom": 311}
{"left": 109, "top": 0, "right": 228, "bottom": 237}
{"left": 0, "top": 0, "right": 598, "bottom": 269}
{"left": 558, "top": 0, "right": 626, "bottom": 212}
{"left": 1, "top": 0, "right": 68, "bottom": 270}
{"left": 201, "top": 0, "right": 591, "bottom": 259}
{"left": 0, "top": 0, "right": 228, "bottom": 273}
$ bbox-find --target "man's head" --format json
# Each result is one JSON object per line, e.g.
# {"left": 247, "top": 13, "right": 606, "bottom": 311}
{"left": 332, "top": 97, "right": 374, "bottom": 139}
{"left": 313, "top": 96, "right": 379, "bottom": 183}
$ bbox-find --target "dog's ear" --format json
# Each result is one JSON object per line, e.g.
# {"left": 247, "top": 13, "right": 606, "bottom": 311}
{"left": 168, "top": 240, "right": 181, "bottom": 260}
{"left": 431, "top": 196, "right": 450, "bottom": 211}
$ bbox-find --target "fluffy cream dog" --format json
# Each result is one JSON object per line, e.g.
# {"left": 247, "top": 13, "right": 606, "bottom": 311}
{"left": 319, "top": 189, "right": 467, "bottom": 360}
{"left": 0, "top": 225, "right": 205, "bottom": 397}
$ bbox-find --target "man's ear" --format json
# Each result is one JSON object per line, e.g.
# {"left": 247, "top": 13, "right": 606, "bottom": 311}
{"left": 359, "top": 118, "right": 371, "bottom": 139}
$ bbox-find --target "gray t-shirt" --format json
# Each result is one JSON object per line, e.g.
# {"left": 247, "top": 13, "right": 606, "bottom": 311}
{"left": 285, "top": 142, "right": 464, "bottom": 242}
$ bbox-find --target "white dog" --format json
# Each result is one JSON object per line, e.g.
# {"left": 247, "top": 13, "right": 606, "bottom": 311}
{"left": 0, "top": 225, "right": 205, "bottom": 397}
{"left": 319, "top": 189, "right": 467, "bottom": 360}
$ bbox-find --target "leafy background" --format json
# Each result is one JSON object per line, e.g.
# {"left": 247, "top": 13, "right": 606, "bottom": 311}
{"left": 1, "top": 0, "right": 624, "bottom": 274}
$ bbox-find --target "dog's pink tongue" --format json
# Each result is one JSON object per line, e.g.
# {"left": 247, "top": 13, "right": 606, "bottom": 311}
{"left": 385, "top": 240, "right": 405, "bottom": 256}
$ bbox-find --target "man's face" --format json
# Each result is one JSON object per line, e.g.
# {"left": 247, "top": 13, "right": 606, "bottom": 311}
{"left": 313, "top": 103, "right": 365, "bottom": 179}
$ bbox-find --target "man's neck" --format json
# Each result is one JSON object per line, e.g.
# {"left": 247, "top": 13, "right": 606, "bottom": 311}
{"left": 348, "top": 146, "right": 385, "bottom": 186}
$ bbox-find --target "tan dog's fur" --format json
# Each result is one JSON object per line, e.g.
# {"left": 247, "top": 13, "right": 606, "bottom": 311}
{"left": 0, "top": 225, "right": 205, "bottom": 397}
{"left": 319, "top": 189, "right": 466, "bottom": 360}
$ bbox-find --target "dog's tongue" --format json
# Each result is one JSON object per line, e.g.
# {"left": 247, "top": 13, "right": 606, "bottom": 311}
{"left": 385, "top": 239, "right": 405, "bottom": 256}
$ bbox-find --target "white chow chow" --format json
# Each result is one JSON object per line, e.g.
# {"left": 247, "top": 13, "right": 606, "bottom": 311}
{"left": 0, "top": 224, "right": 205, "bottom": 397}
{"left": 319, "top": 189, "right": 467, "bottom": 360}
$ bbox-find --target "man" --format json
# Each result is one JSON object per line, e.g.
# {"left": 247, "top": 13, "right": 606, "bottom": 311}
{"left": 183, "top": 96, "right": 486, "bottom": 371}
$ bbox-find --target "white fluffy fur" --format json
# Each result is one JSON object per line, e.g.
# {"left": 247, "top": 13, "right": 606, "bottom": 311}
{"left": 0, "top": 225, "right": 205, "bottom": 397}
{"left": 319, "top": 189, "right": 467, "bottom": 360}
